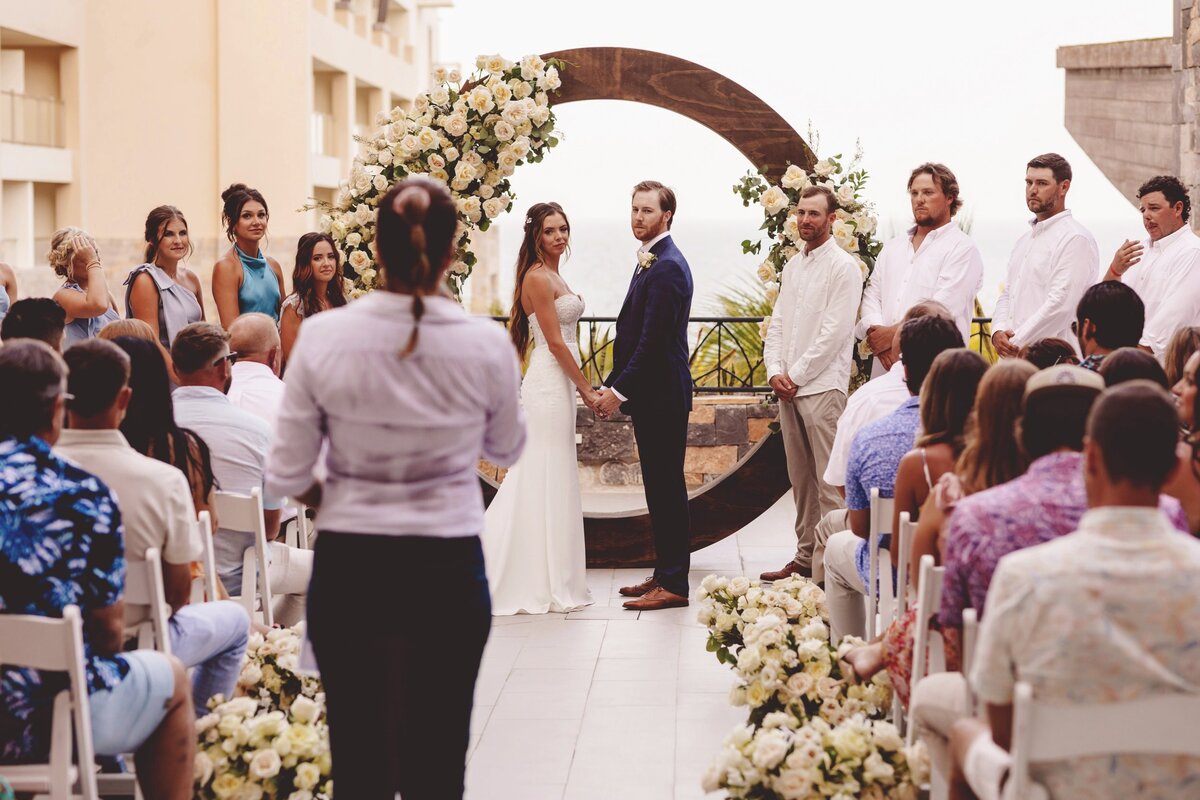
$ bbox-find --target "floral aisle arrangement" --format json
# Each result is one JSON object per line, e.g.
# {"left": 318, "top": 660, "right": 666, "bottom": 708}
{"left": 696, "top": 574, "right": 929, "bottom": 798}
{"left": 733, "top": 146, "right": 884, "bottom": 391}
{"left": 237, "top": 625, "right": 324, "bottom": 717}
{"left": 320, "top": 54, "right": 564, "bottom": 299}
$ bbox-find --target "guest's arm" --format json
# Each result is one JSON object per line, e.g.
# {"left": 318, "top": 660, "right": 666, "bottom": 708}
{"left": 162, "top": 562, "right": 192, "bottom": 614}
{"left": 263, "top": 509, "right": 281, "bottom": 541}
{"left": 211, "top": 256, "right": 242, "bottom": 329}
{"left": 280, "top": 303, "right": 301, "bottom": 371}
{"left": 854, "top": 255, "right": 884, "bottom": 341}
{"left": 483, "top": 327, "right": 527, "bottom": 467}
{"left": 86, "top": 602, "right": 127, "bottom": 657}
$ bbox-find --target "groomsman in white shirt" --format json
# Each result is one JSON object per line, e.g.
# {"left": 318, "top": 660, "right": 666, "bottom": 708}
{"left": 1103, "top": 174, "right": 1200, "bottom": 361}
{"left": 856, "top": 163, "right": 983, "bottom": 375}
{"left": 992, "top": 154, "right": 1099, "bottom": 357}
{"left": 760, "top": 186, "right": 863, "bottom": 582}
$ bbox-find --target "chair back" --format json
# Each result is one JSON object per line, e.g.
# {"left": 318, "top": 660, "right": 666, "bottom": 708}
{"left": 1007, "top": 681, "right": 1200, "bottom": 800}
{"left": 907, "top": 554, "right": 946, "bottom": 745}
{"left": 896, "top": 511, "right": 915, "bottom": 618}
{"left": 194, "top": 510, "right": 219, "bottom": 603}
{"left": 961, "top": 607, "right": 979, "bottom": 717}
{"left": 285, "top": 498, "right": 313, "bottom": 549}
{"left": 866, "top": 488, "right": 896, "bottom": 639}
{"left": 214, "top": 488, "right": 274, "bottom": 627}
{"left": 123, "top": 547, "right": 172, "bottom": 657}
{"left": 0, "top": 606, "right": 99, "bottom": 800}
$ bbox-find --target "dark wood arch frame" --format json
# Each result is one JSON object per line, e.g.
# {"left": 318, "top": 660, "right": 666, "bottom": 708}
{"left": 482, "top": 47, "right": 816, "bottom": 567}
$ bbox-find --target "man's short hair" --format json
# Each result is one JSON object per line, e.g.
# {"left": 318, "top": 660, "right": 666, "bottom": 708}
{"left": 1021, "top": 366, "right": 1104, "bottom": 459}
{"left": 1087, "top": 382, "right": 1180, "bottom": 489}
{"left": 903, "top": 299, "right": 954, "bottom": 323}
{"left": 63, "top": 339, "right": 131, "bottom": 418}
{"left": 1137, "top": 175, "right": 1191, "bottom": 222}
{"left": 907, "top": 162, "right": 963, "bottom": 217}
{"left": 1026, "top": 153, "right": 1072, "bottom": 184}
{"left": 799, "top": 185, "right": 836, "bottom": 213}
{"left": 228, "top": 313, "right": 280, "bottom": 357}
{"left": 899, "top": 315, "right": 965, "bottom": 394}
{"left": 631, "top": 180, "right": 677, "bottom": 228}
{"left": 1, "top": 298, "right": 67, "bottom": 348}
{"left": 171, "top": 322, "right": 230, "bottom": 375}
{"left": 1075, "top": 282, "right": 1145, "bottom": 350}
{"left": 1098, "top": 347, "right": 1169, "bottom": 389}
{"left": 1018, "top": 337, "right": 1077, "bottom": 370}
{"left": 0, "top": 339, "right": 67, "bottom": 440}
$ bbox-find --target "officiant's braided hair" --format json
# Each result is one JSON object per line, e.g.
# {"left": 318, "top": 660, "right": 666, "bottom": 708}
{"left": 509, "top": 202, "right": 570, "bottom": 360}
{"left": 376, "top": 177, "right": 457, "bottom": 357}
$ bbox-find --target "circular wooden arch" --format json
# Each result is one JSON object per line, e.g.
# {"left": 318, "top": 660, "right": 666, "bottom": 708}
{"left": 482, "top": 47, "right": 815, "bottom": 567}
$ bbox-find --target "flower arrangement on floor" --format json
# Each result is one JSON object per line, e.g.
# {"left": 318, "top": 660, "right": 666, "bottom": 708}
{"left": 697, "top": 574, "right": 929, "bottom": 798}
{"left": 320, "top": 54, "right": 564, "bottom": 300}
{"left": 237, "top": 625, "right": 324, "bottom": 718}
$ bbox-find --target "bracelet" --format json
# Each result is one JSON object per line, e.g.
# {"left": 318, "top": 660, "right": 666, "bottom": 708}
{"left": 86, "top": 261, "right": 102, "bottom": 270}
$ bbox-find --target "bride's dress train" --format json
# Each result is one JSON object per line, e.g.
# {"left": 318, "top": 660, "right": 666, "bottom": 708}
{"left": 483, "top": 294, "right": 594, "bottom": 615}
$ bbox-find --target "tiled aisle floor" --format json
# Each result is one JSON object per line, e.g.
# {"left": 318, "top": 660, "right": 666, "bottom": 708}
{"left": 464, "top": 494, "right": 795, "bottom": 800}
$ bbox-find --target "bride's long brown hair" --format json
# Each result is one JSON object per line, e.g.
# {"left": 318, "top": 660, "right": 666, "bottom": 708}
{"left": 508, "top": 202, "right": 570, "bottom": 359}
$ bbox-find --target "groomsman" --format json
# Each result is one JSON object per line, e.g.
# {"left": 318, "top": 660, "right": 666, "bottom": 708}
{"left": 1103, "top": 174, "right": 1200, "bottom": 361}
{"left": 992, "top": 154, "right": 1099, "bottom": 357}
{"left": 760, "top": 186, "right": 863, "bottom": 582}
{"left": 856, "top": 163, "right": 983, "bottom": 375}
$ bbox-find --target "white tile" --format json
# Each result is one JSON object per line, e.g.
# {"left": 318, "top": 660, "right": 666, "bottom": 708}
{"left": 491, "top": 688, "right": 588, "bottom": 720}
{"left": 513, "top": 646, "right": 600, "bottom": 670}
{"left": 565, "top": 605, "right": 637, "bottom": 620}
{"left": 585, "top": 679, "right": 677, "bottom": 708}
{"left": 593, "top": 657, "right": 677, "bottom": 682}
{"left": 504, "top": 667, "right": 594, "bottom": 693}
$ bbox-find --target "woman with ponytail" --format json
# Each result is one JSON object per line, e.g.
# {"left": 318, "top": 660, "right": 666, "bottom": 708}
{"left": 482, "top": 201, "right": 596, "bottom": 615}
{"left": 265, "top": 177, "right": 525, "bottom": 800}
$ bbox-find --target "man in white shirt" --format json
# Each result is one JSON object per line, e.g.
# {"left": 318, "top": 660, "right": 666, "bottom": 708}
{"left": 57, "top": 339, "right": 249, "bottom": 715}
{"left": 856, "top": 163, "right": 983, "bottom": 374}
{"left": 172, "top": 322, "right": 310, "bottom": 625}
{"left": 1104, "top": 174, "right": 1200, "bottom": 361}
{"left": 760, "top": 186, "right": 863, "bottom": 582}
{"left": 992, "top": 154, "right": 1099, "bottom": 357}
{"left": 227, "top": 312, "right": 285, "bottom": 429}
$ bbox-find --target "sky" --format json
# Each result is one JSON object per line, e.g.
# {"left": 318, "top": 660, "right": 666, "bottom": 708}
{"left": 435, "top": 0, "right": 1173, "bottom": 310}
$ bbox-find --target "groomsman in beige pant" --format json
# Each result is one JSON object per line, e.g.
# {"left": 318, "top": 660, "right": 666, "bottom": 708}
{"left": 759, "top": 185, "right": 864, "bottom": 584}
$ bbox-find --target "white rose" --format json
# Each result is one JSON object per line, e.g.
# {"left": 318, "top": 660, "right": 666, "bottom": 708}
{"left": 493, "top": 120, "right": 515, "bottom": 142}
{"left": 238, "top": 662, "right": 262, "bottom": 688}
{"left": 520, "top": 54, "right": 546, "bottom": 80}
{"left": 451, "top": 260, "right": 471, "bottom": 275}
{"left": 399, "top": 134, "right": 419, "bottom": 155}
{"left": 290, "top": 695, "right": 321, "bottom": 725}
{"left": 354, "top": 204, "right": 374, "bottom": 226}
{"left": 484, "top": 54, "right": 509, "bottom": 75}
{"left": 348, "top": 250, "right": 371, "bottom": 272}
{"left": 467, "top": 86, "right": 495, "bottom": 114}
{"left": 501, "top": 101, "right": 528, "bottom": 125}
{"left": 836, "top": 183, "right": 856, "bottom": 207}
{"left": 415, "top": 127, "right": 439, "bottom": 150}
{"left": 248, "top": 748, "right": 282, "bottom": 780}
{"left": 509, "top": 136, "right": 531, "bottom": 158}
{"left": 813, "top": 159, "right": 835, "bottom": 178}
{"left": 497, "top": 149, "right": 519, "bottom": 173}
{"left": 430, "top": 86, "right": 449, "bottom": 106}
{"left": 376, "top": 147, "right": 394, "bottom": 166}
{"left": 372, "top": 174, "right": 389, "bottom": 193}
{"left": 490, "top": 81, "right": 512, "bottom": 107}
{"left": 511, "top": 79, "right": 533, "bottom": 100}
{"left": 195, "top": 751, "right": 215, "bottom": 785}
{"left": 862, "top": 751, "right": 895, "bottom": 783}
{"left": 429, "top": 168, "right": 449, "bottom": 184}
{"left": 782, "top": 215, "right": 800, "bottom": 243}
{"left": 781, "top": 164, "right": 809, "bottom": 190}
{"left": 765, "top": 285, "right": 779, "bottom": 305}
{"left": 729, "top": 576, "right": 751, "bottom": 597}
{"left": 484, "top": 168, "right": 503, "bottom": 186}
{"left": 350, "top": 169, "right": 372, "bottom": 194}
{"left": 344, "top": 231, "right": 362, "bottom": 248}
{"left": 750, "top": 728, "right": 790, "bottom": 770}
{"left": 432, "top": 66, "right": 448, "bottom": 84}
{"left": 457, "top": 196, "right": 482, "bottom": 223}
{"left": 832, "top": 219, "right": 857, "bottom": 251}
{"left": 483, "top": 197, "right": 507, "bottom": 220}
{"left": 449, "top": 68, "right": 461, "bottom": 83}
{"left": 230, "top": 785, "right": 264, "bottom": 800}
{"left": 830, "top": 723, "right": 871, "bottom": 762}
{"left": 530, "top": 105, "right": 551, "bottom": 127}
{"left": 756, "top": 261, "right": 776, "bottom": 283}
{"left": 477, "top": 183, "right": 495, "bottom": 199}
{"left": 856, "top": 213, "right": 878, "bottom": 235}
{"left": 463, "top": 150, "right": 484, "bottom": 168}
{"left": 442, "top": 146, "right": 459, "bottom": 162}
{"left": 442, "top": 114, "right": 469, "bottom": 137}
{"left": 288, "top": 793, "right": 314, "bottom": 800}
{"left": 872, "top": 721, "right": 904, "bottom": 752}
{"left": 330, "top": 220, "right": 347, "bottom": 239}
{"left": 736, "top": 647, "right": 762, "bottom": 673}
{"left": 543, "top": 65, "right": 561, "bottom": 90}
{"left": 293, "top": 760, "right": 321, "bottom": 790}
{"left": 760, "top": 185, "right": 789, "bottom": 216}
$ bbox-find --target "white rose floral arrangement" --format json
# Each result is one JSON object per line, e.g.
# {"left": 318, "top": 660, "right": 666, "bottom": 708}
{"left": 195, "top": 694, "right": 332, "bottom": 800}
{"left": 319, "top": 54, "right": 564, "bottom": 300}
{"left": 237, "top": 625, "right": 324, "bottom": 718}
{"left": 733, "top": 142, "right": 884, "bottom": 391}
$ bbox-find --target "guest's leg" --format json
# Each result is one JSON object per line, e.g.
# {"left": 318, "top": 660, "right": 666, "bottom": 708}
{"left": 911, "top": 671, "right": 969, "bottom": 780}
{"left": 802, "top": 390, "right": 845, "bottom": 521}
{"left": 823, "top": 529, "right": 867, "bottom": 642}
{"left": 812, "top": 508, "right": 849, "bottom": 585}
{"left": 633, "top": 409, "right": 691, "bottom": 596}
{"left": 777, "top": 398, "right": 815, "bottom": 567}
{"left": 167, "top": 600, "right": 250, "bottom": 713}
{"left": 269, "top": 544, "right": 313, "bottom": 627}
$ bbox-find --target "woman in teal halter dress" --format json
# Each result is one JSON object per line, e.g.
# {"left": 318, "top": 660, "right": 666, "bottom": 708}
{"left": 212, "top": 183, "right": 285, "bottom": 328}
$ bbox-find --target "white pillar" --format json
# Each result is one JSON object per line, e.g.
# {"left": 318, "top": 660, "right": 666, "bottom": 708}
{"left": 2, "top": 180, "right": 34, "bottom": 269}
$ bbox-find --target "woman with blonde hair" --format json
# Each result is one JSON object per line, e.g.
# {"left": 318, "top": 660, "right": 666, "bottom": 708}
{"left": 50, "top": 227, "right": 120, "bottom": 347}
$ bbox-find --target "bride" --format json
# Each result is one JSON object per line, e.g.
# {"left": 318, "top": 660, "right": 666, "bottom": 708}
{"left": 483, "top": 202, "right": 596, "bottom": 615}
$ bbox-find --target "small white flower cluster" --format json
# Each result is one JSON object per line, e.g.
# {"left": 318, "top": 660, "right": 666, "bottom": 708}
{"left": 236, "top": 625, "right": 323, "bottom": 718}
{"left": 702, "top": 713, "right": 930, "bottom": 800}
{"left": 320, "top": 53, "right": 564, "bottom": 300}
{"left": 194, "top": 694, "right": 332, "bottom": 800}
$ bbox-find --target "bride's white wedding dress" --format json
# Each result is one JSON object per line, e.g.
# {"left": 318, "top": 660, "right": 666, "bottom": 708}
{"left": 483, "top": 293, "right": 594, "bottom": 615}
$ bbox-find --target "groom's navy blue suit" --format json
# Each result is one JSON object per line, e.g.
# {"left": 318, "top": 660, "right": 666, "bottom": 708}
{"left": 607, "top": 234, "right": 694, "bottom": 596}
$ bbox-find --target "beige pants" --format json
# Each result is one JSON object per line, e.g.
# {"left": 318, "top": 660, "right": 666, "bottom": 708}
{"left": 823, "top": 528, "right": 867, "bottom": 643}
{"left": 778, "top": 389, "right": 845, "bottom": 570}
{"left": 911, "top": 670, "right": 970, "bottom": 780}
{"left": 812, "top": 508, "right": 849, "bottom": 585}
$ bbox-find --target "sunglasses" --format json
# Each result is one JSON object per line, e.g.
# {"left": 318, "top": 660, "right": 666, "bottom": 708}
{"left": 1054, "top": 354, "right": 1081, "bottom": 366}
{"left": 211, "top": 351, "right": 240, "bottom": 368}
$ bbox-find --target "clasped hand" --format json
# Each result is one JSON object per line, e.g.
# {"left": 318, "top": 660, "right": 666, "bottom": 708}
{"left": 586, "top": 387, "right": 622, "bottom": 419}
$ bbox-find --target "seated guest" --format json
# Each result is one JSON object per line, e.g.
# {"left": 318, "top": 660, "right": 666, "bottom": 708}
{"left": 171, "top": 322, "right": 310, "bottom": 624}
{"left": 1017, "top": 336, "right": 1077, "bottom": 369}
{"left": 1164, "top": 325, "right": 1200, "bottom": 387}
{"left": 823, "top": 315, "right": 963, "bottom": 641}
{"left": 0, "top": 297, "right": 66, "bottom": 350}
{"left": 56, "top": 340, "right": 250, "bottom": 713}
{"left": 953, "top": 383, "right": 1200, "bottom": 800}
{"left": 1075, "top": 279, "right": 1145, "bottom": 372}
{"left": 1099, "top": 347, "right": 1170, "bottom": 388}
{"left": 0, "top": 340, "right": 193, "bottom": 796}
{"left": 227, "top": 312, "right": 286, "bottom": 428}
{"left": 1164, "top": 353, "right": 1200, "bottom": 533}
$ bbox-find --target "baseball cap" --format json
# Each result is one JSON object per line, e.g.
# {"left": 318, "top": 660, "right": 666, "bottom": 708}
{"left": 1024, "top": 364, "right": 1105, "bottom": 399}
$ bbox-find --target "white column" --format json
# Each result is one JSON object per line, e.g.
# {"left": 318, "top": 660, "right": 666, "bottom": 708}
{"left": 2, "top": 180, "right": 34, "bottom": 269}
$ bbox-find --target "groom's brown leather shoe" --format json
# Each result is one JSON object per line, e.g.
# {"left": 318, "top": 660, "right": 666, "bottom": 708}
{"left": 623, "top": 586, "right": 689, "bottom": 611}
{"left": 619, "top": 576, "right": 658, "bottom": 597}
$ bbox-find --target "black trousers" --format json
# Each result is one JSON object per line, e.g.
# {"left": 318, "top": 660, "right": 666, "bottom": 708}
{"left": 307, "top": 532, "right": 491, "bottom": 800}
{"left": 631, "top": 405, "right": 691, "bottom": 595}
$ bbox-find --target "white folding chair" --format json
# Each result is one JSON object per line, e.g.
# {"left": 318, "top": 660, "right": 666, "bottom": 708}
{"left": 192, "top": 509, "right": 219, "bottom": 603}
{"left": 961, "top": 607, "right": 979, "bottom": 717}
{"left": 866, "top": 488, "right": 896, "bottom": 640}
{"left": 896, "top": 511, "right": 915, "bottom": 618}
{"left": 0, "top": 606, "right": 99, "bottom": 800}
{"left": 284, "top": 498, "right": 314, "bottom": 550}
{"left": 122, "top": 547, "right": 172, "bottom": 658}
{"left": 908, "top": 554, "right": 946, "bottom": 746}
{"left": 214, "top": 488, "right": 275, "bottom": 627}
{"left": 1007, "top": 681, "right": 1200, "bottom": 800}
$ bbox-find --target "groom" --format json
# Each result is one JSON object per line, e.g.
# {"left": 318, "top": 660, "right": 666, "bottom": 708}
{"left": 595, "top": 180, "right": 695, "bottom": 611}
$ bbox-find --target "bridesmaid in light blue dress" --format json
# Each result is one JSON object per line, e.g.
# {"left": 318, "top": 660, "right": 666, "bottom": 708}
{"left": 48, "top": 228, "right": 120, "bottom": 347}
{"left": 211, "top": 183, "right": 285, "bottom": 328}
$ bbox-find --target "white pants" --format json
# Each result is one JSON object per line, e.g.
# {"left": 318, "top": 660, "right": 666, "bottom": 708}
{"left": 812, "top": 508, "right": 849, "bottom": 585}
{"left": 823, "top": 528, "right": 866, "bottom": 643}
{"left": 911, "top": 671, "right": 969, "bottom": 780}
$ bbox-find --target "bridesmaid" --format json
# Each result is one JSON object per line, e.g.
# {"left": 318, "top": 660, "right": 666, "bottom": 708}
{"left": 50, "top": 227, "right": 120, "bottom": 347}
{"left": 280, "top": 232, "right": 347, "bottom": 369}
{"left": 211, "top": 183, "right": 285, "bottom": 327}
{"left": 125, "top": 205, "right": 205, "bottom": 349}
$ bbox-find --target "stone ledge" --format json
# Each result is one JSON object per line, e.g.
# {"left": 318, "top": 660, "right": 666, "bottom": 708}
{"left": 1057, "top": 37, "right": 1171, "bottom": 70}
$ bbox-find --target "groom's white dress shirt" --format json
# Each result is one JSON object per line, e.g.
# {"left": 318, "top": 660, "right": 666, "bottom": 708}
{"left": 609, "top": 230, "right": 674, "bottom": 403}
{"left": 1120, "top": 224, "right": 1200, "bottom": 360}
{"left": 992, "top": 210, "right": 1098, "bottom": 350}
{"left": 764, "top": 237, "right": 862, "bottom": 397}
{"left": 855, "top": 221, "right": 983, "bottom": 352}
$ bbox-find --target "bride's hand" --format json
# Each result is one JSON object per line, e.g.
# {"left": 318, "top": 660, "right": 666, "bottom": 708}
{"left": 582, "top": 387, "right": 601, "bottom": 411}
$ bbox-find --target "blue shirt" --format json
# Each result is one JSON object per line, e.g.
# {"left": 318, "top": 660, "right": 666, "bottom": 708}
{"left": 0, "top": 437, "right": 129, "bottom": 762}
{"left": 60, "top": 281, "right": 120, "bottom": 348}
{"left": 844, "top": 395, "right": 920, "bottom": 587}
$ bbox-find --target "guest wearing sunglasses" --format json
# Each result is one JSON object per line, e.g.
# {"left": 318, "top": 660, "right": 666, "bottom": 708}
{"left": 1017, "top": 337, "right": 1078, "bottom": 370}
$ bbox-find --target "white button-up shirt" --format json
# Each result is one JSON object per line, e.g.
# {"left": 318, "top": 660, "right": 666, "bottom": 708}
{"left": 764, "top": 237, "right": 863, "bottom": 397}
{"left": 822, "top": 361, "right": 910, "bottom": 486}
{"left": 855, "top": 221, "right": 984, "bottom": 352}
{"left": 266, "top": 292, "right": 526, "bottom": 538}
{"left": 228, "top": 360, "right": 286, "bottom": 431}
{"left": 1121, "top": 224, "right": 1200, "bottom": 360}
{"left": 992, "top": 210, "right": 1099, "bottom": 349}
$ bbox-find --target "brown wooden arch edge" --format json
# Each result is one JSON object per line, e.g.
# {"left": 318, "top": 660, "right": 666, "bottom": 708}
{"left": 481, "top": 47, "right": 815, "bottom": 567}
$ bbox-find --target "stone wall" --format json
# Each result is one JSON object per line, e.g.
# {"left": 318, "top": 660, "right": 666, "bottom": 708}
{"left": 479, "top": 394, "right": 779, "bottom": 491}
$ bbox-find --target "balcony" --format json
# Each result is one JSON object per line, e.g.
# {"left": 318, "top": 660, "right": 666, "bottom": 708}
{"left": 311, "top": 111, "right": 335, "bottom": 156}
{"left": 1, "top": 91, "right": 64, "bottom": 148}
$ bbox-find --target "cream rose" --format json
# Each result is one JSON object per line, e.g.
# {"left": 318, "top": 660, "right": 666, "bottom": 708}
{"left": 781, "top": 164, "right": 809, "bottom": 190}
{"left": 836, "top": 183, "right": 856, "bottom": 207}
{"left": 501, "top": 100, "right": 529, "bottom": 126}
{"left": 483, "top": 197, "right": 507, "bottom": 220}
{"left": 497, "top": 149, "right": 519, "bottom": 173}
{"left": 530, "top": 105, "right": 551, "bottom": 127}
{"left": 442, "top": 114, "right": 469, "bottom": 137}
{"left": 750, "top": 728, "right": 790, "bottom": 770}
{"left": 467, "top": 86, "right": 495, "bottom": 115}
{"left": 348, "top": 250, "right": 371, "bottom": 272}
{"left": 520, "top": 54, "right": 546, "bottom": 80}
{"left": 429, "top": 168, "right": 450, "bottom": 184}
{"left": 427, "top": 153, "right": 446, "bottom": 171}
{"left": 511, "top": 79, "right": 533, "bottom": 100}
{"left": 448, "top": 68, "right": 461, "bottom": 83}
{"left": 458, "top": 196, "right": 482, "bottom": 223}
{"left": 376, "top": 147, "right": 394, "bottom": 166}
{"left": 210, "top": 773, "right": 244, "bottom": 800}
{"left": 372, "top": 174, "right": 389, "bottom": 193}
{"left": 354, "top": 204, "right": 374, "bottom": 226}
{"left": 399, "top": 134, "right": 419, "bottom": 155}
{"left": 760, "top": 185, "right": 789, "bottom": 215}
{"left": 430, "top": 86, "right": 449, "bottom": 106}
{"left": 432, "top": 66, "right": 447, "bottom": 84}
{"left": 813, "top": 159, "right": 835, "bottom": 178}
{"left": 451, "top": 260, "right": 471, "bottom": 275}
{"left": 493, "top": 120, "right": 516, "bottom": 142}
{"left": 290, "top": 695, "right": 321, "bottom": 725}
{"left": 484, "top": 54, "right": 509, "bottom": 75}
{"left": 294, "top": 761, "right": 321, "bottom": 791}
{"left": 490, "top": 81, "right": 512, "bottom": 107}
{"left": 415, "top": 126, "right": 439, "bottom": 151}
{"left": 195, "top": 751, "right": 215, "bottom": 785}
{"left": 543, "top": 65, "right": 561, "bottom": 90}
{"left": 454, "top": 161, "right": 477, "bottom": 183}
{"left": 413, "top": 94, "right": 430, "bottom": 113}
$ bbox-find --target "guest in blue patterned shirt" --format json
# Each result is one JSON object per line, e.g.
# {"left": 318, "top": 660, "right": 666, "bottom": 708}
{"left": 0, "top": 340, "right": 194, "bottom": 797}
{"left": 824, "top": 315, "right": 964, "bottom": 642}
